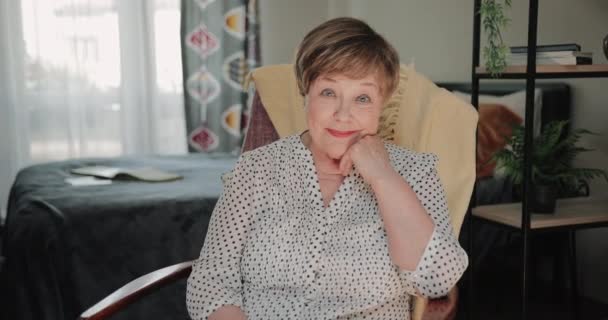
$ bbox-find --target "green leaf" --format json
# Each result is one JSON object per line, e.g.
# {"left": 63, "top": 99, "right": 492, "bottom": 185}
{"left": 492, "top": 120, "right": 608, "bottom": 190}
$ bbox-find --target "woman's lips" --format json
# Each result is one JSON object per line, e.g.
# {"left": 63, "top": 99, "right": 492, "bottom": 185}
{"left": 326, "top": 128, "right": 358, "bottom": 138}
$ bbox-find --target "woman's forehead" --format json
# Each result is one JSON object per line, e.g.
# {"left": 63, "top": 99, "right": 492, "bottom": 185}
{"left": 315, "top": 72, "right": 382, "bottom": 87}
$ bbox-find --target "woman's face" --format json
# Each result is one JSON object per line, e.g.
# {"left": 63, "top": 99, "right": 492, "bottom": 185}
{"left": 305, "top": 73, "right": 384, "bottom": 160}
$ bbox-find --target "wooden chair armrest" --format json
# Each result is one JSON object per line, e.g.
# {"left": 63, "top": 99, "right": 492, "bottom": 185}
{"left": 79, "top": 260, "right": 193, "bottom": 320}
{"left": 413, "top": 287, "right": 459, "bottom": 320}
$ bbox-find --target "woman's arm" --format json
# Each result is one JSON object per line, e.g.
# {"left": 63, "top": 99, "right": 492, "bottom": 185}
{"left": 374, "top": 152, "right": 468, "bottom": 298}
{"left": 341, "top": 135, "right": 434, "bottom": 269}
{"left": 370, "top": 168, "right": 434, "bottom": 271}
{"left": 343, "top": 136, "right": 468, "bottom": 298}
{"left": 186, "top": 154, "right": 256, "bottom": 319}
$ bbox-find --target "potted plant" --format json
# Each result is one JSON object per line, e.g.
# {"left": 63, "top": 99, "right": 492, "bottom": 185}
{"left": 493, "top": 121, "right": 608, "bottom": 213}
{"left": 480, "top": 0, "right": 512, "bottom": 77}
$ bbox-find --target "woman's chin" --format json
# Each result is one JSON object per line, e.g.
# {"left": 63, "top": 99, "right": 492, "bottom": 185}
{"left": 324, "top": 148, "right": 347, "bottom": 160}
{"left": 310, "top": 137, "right": 349, "bottom": 160}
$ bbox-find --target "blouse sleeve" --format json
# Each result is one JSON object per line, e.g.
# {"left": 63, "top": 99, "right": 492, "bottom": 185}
{"left": 186, "top": 153, "right": 256, "bottom": 319}
{"left": 397, "top": 153, "right": 469, "bottom": 299}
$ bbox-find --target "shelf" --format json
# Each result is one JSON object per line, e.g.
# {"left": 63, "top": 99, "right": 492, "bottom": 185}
{"left": 475, "top": 64, "right": 608, "bottom": 79}
{"left": 472, "top": 195, "right": 608, "bottom": 230}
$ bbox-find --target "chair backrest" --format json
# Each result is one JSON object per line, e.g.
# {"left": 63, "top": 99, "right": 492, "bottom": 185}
{"left": 245, "top": 64, "right": 478, "bottom": 320}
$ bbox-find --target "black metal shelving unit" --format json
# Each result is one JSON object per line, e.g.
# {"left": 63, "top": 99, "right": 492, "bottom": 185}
{"left": 468, "top": 1, "right": 608, "bottom": 320}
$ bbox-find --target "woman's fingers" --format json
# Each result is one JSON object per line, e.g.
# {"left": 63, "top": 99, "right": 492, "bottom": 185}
{"left": 345, "top": 158, "right": 353, "bottom": 176}
{"left": 339, "top": 151, "right": 352, "bottom": 176}
{"left": 340, "top": 134, "right": 381, "bottom": 177}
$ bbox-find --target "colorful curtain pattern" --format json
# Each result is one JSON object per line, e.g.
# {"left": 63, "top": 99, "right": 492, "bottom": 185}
{"left": 181, "top": 0, "right": 260, "bottom": 154}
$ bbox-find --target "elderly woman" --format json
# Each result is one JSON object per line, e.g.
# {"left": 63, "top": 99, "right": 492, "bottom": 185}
{"left": 186, "top": 17, "right": 468, "bottom": 320}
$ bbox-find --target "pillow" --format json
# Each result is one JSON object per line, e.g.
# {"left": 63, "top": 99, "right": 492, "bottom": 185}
{"left": 476, "top": 103, "right": 523, "bottom": 177}
{"left": 453, "top": 89, "right": 542, "bottom": 178}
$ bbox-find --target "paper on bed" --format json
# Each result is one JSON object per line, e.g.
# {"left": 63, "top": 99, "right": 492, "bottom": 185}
{"left": 70, "top": 166, "right": 182, "bottom": 182}
{"left": 65, "top": 176, "right": 113, "bottom": 186}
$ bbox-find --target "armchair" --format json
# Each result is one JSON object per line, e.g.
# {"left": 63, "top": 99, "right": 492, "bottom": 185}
{"left": 80, "top": 64, "right": 477, "bottom": 320}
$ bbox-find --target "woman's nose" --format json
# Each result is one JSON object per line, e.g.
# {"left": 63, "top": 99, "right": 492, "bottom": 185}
{"left": 334, "top": 100, "right": 351, "bottom": 121}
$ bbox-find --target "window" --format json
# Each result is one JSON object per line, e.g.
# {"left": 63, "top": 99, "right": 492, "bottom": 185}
{"left": 19, "top": 0, "right": 186, "bottom": 162}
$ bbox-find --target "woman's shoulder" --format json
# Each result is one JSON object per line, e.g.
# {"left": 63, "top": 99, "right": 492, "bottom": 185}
{"left": 225, "top": 136, "right": 297, "bottom": 183}
{"left": 238, "top": 134, "right": 302, "bottom": 169}
{"left": 384, "top": 142, "right": 438, "bottom": 176}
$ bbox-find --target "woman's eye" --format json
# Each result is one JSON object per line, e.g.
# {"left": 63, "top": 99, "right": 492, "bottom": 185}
{"left": 320, "top": 89, "right": 335, "bottom": 97}
{"left": 356, "top": 95, "right": 371, "bottom": 103}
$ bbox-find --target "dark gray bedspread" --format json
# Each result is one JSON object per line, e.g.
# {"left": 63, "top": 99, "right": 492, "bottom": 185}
{"left": 0, "top": 154, "right": 236, "bottom": 320}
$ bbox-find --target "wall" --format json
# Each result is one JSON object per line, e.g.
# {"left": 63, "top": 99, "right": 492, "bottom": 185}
{"left": 259, "top": 0, "right": 608, "bottom": 303}
{"left": 259, "top": 0, "right": 328, "bottom": 65}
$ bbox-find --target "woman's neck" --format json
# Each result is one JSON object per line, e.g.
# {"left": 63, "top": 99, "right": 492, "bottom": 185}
{"left": 301, "top": 131, "right": 342, "bottom": 175}
{"left": 301, "top": 131, "right": 344, "bottom": 207}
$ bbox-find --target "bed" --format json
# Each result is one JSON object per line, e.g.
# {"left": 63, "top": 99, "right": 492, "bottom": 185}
{"left": 0, "top": 154, "right": 236, "bottom": 320}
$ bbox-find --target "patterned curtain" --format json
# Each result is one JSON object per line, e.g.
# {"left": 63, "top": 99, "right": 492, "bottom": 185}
{"left": 181, "top": 0, "right": 260, "bottom": 154}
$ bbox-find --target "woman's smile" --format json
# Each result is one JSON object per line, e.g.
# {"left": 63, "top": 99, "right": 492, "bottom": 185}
{"left": 326, "top": 128, "right": 359, "bottom": 138}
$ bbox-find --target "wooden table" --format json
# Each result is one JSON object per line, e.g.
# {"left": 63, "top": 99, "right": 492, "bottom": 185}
{"left": 472, "top": 195, "right": 608, "bottom": 231}
{"left": 472, "top": 195, "right": 608, "bottom": 319}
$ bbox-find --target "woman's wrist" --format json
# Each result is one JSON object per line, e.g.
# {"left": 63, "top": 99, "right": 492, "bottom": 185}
{"left": 369, "top": 168, "right": 405, "bottom": 191}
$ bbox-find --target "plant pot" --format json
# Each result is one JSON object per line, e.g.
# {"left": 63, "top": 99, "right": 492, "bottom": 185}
{"left": 532, "top": 184, "right": 558, "bottom": 214}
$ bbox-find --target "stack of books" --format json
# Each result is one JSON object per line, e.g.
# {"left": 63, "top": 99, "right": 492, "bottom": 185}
{"left": 507, "top": 43, "right": 592, "bottom": 66}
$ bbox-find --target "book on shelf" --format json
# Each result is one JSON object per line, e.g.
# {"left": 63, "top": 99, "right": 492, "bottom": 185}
{"left": 70, "top": 165, "right": 183, "bottom": 182}
{"left": 510, "top": 43, "right": 581, "bottom": 53}
{"left": 510, "top": 51, "right": 592, "bottom": 59}
{"left": 507, "top": 51, "right": 593, "bottom": 66}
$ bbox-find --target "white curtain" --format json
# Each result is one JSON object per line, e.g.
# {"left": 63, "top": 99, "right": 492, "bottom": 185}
{"left": 0, "top": 0, "right": 186, "bottom": 218}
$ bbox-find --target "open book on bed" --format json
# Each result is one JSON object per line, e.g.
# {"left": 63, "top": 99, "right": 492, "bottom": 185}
{"left": 70, "top": 166, "right": 183, "bottom": 182}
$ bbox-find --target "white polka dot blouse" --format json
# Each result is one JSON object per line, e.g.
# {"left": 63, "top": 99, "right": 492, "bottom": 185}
{"left": 186, "top": 134, "right": 468, "bottom": 320}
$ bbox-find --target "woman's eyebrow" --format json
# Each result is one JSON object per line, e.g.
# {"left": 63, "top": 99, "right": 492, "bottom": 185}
{"left": 319, "top": 76, "right": 337, "bottom": 82}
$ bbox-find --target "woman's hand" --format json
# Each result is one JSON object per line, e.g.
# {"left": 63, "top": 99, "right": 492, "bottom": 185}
{"left": 339, "top": 135, "right": 397, "bottom": 186}
{"left": 422, "top": 288, "right": 459, "bottom": 320}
